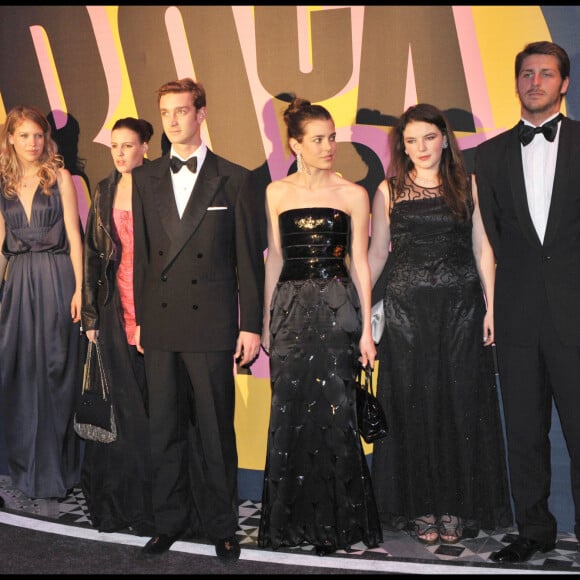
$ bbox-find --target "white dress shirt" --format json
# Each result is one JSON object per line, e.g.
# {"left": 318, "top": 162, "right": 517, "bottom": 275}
{"left": 170, "top": 143, "right": 208, "bottom": 218}
{"left": 521, "top": 113, "right": 561, "bottom": 244}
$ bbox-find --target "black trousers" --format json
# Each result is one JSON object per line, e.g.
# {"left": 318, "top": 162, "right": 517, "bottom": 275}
{"left": 497, "top": 304, "right": 580, "bottom": 544}
{"left": 144, "top": 349, "right": 239, "bottom": 540}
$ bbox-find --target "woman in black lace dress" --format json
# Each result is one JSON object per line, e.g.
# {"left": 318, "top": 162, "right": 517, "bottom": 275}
{"left": 368, "top": 104, "right": 513, "bottom": 545}
{"left": 258, "top": 97, "right": 383, "bottom": 555}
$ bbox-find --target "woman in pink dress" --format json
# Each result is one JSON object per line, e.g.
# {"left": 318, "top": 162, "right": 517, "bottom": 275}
{"left": 80, "top": 117, "right": 155, "bottom": 534}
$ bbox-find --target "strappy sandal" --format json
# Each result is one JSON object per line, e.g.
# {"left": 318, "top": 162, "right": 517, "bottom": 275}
{"left": 410, "top": 514, "right": 439, "bottom": 545}
{"left": 438, "top": 514, "right": 463, "bottom": 544}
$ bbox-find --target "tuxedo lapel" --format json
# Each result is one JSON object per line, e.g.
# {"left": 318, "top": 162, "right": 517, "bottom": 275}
{"left": 151, "top": 156, "right": 182, "bottom": 236}
{"left": 507, "top": 127, "right": 542, "bottom": 248}
{"left": 543, "top": 117, "right": 570, "bottom": 247}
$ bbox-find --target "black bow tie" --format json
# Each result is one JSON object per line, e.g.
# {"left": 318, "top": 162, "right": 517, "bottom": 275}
{"left": 518, "top": 114, "right": 563, "bottom": 146}
{"left": 170, "top": 156, "right": 197, "bottom": 174}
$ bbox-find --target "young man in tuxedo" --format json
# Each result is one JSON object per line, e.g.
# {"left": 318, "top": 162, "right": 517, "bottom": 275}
{"left": 132, "top": 78, "right": 264, "bottom": 562}
{"left": 475, "top": 41, "right": 580, "bottom": 564}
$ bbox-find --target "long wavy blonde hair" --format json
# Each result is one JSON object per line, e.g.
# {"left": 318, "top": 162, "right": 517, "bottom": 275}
{"left": 0, "top": 105, "right": 64, "bottom": 199}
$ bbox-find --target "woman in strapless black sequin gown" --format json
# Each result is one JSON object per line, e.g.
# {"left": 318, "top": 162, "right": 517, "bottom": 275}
{"left": 258, "top": 98, "right": 382, "bottom": 555}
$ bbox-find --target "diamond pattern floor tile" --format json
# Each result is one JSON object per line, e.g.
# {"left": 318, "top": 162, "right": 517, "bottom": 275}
{"left": 2, "top": 474, "right": 580, "bottom": 571}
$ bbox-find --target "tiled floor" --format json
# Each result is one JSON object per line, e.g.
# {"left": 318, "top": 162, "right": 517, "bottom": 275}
{"left": 1, "top": 474, "right": 579, "bottom": 574}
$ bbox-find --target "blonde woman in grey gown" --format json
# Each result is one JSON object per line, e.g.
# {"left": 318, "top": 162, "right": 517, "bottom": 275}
{"left": 0, "top": 105, "right": 83, "bottom": 499}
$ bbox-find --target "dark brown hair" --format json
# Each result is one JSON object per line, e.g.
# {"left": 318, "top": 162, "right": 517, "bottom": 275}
{"left": 515, "top": 41, "right": 570, "bottom": 81}
{"left": 283, "top": 97, "right": 332, "bottom": 143}
{"left": 112, "top": 117, "right": 154, "bottom": 143}
{"left": 387, "top": 103, "right": 470, "bottom": 221}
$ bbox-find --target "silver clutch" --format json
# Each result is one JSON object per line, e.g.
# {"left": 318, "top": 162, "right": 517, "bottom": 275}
{"left": 371, "top": 300, "right": 385, "bottom": 344}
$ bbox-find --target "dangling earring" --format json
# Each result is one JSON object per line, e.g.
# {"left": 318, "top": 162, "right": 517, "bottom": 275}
{"left": 296, "top": 152, "right": 304, "bottom": 173}
{"left": 297, "top": 152, "right": 310, "bottom": 175}
{"left": 442, "top": 137, "right": 448, "bottom": 149}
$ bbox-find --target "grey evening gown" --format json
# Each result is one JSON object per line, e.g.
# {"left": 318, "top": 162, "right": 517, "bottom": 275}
{"left": 0, "top": 185, "right": 81, "bottom": 499}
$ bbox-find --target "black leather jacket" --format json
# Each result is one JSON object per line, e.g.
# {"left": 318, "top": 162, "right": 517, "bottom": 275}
{"left": 81, "top": 169, "right": 120, "bottom": 331}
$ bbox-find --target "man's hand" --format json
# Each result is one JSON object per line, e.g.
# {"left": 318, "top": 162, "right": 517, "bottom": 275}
{"left": 235, "top": 331, "right": 261, "bottom": 367}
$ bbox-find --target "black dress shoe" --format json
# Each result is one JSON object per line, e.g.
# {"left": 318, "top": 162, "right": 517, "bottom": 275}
{"left": 314, "top": 544, "right": 336, "bottom": 556}
{"left": 142, "top": 533, "right": 182, "bottom": 555}
{"left": 490, "top": 537, "right": 555, "bottom": 563}
{"left": 0, "top": 495, "right": 5, "bottom": 508}
{"left": 215, "top": 535, "right": 241, "bottom": 562}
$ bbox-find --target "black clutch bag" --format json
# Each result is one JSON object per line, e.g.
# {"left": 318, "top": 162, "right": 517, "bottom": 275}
{"left": 356, "top": 363, "right": 388, "bottom": 443}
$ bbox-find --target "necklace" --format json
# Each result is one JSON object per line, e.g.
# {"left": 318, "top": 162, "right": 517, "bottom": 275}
{"left": 20, "top": 174, "right": 40, "bottom": 190}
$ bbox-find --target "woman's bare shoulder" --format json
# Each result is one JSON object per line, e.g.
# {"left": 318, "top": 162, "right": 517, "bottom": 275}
{"left": 266, "top": 175, "right": 297, "bottom": 196}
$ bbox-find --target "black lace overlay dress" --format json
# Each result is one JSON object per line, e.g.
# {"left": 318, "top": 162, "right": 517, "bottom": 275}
{"left": 258, "top": 207, "right": 383, "bottom": 552}
{"left": 371, "top": 179, "right": 513, "bottom": 536}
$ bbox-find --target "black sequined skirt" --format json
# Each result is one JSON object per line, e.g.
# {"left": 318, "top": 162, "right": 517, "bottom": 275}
{"left": 258, "top": 277, "right": 383, "bottom": 550}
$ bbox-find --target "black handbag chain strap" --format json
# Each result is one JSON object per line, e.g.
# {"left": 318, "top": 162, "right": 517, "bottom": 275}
{"left": 81, "top": 341, "right": 93, "bottom": 396}
{"left": 82, "top": 339, "right": 110, "bottom": 399}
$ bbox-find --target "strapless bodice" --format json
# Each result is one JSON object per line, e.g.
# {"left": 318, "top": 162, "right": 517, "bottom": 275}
{"left": 278, "top": 207, "right": 350, "bottom": 281}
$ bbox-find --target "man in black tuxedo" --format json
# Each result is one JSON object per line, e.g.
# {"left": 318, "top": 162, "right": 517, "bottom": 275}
{"left": 475, "top": 41, "right": 580, "bottom": 563}
{"left": 132, "top": 78, "right": 264, "bottom": 562}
